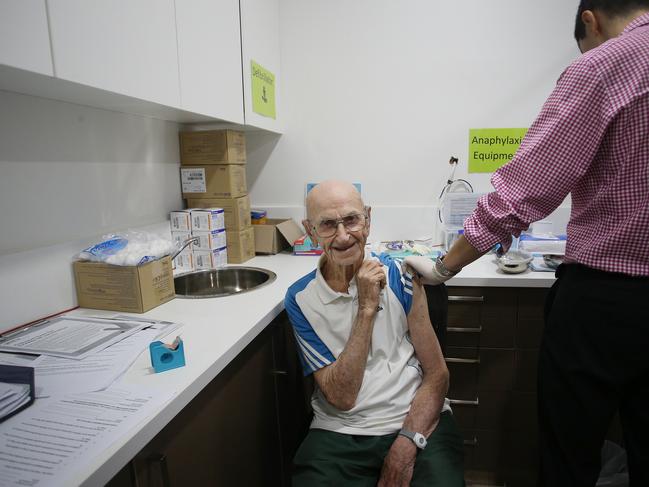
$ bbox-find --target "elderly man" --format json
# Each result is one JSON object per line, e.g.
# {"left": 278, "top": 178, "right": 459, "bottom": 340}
{"left": 284, "top": 180, "right": 464, "bottom": 487}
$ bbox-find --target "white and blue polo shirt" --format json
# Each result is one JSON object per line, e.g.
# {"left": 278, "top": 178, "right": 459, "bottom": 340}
{"left": 285, "top": 253, "right": 451, "bottom": 436}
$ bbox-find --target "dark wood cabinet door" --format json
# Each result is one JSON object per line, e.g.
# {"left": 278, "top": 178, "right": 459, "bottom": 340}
{"left": 108, "top": 326, "right": 283, "bottom": 487}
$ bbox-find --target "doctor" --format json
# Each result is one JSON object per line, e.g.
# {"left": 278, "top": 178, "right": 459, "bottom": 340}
{"left": 406, "top": 1, "right": 649, "bottom": 486}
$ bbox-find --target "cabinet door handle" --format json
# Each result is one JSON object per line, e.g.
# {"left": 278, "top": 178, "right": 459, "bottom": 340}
{"left": 148, "top": 454, "right": 171, "bottom": 487}
{"left": 449, "top": 397, "right": 479, "bottom": 406}
{"left": 270, "top": 369, "right": 287, "bottom": 375}
{"left": 464, "top": 436, "right": 479, "bottom": 447}
{"left": 447, "top": 326, "right": 482, "bottom": 333}
{"left": 448, "top": 295, "right": 484, "bottom": 302}
{"left": 445, "top": 357, "right": 480, "bottom": 364}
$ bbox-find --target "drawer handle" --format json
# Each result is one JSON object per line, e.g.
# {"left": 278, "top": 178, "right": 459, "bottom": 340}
{"left": 449, "top": 397, "right": 479, "bottom": 406}
{"left": 148, "top": 454, "right": 171, "bottom": 487}
{"left": 447, "top": 326, "right": 482, "bottom": 334}
{"left": 464, "top": 437, "right": 479, "bottom": 447}
{"left": 448, "top": 295, "right": 484, "bottom": 302}
{"left": 445, "top": 357, "right": 480, "bottom": 364}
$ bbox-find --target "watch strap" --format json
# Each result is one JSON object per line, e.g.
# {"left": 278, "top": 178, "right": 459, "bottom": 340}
{"left": 398, "top": 428, "right": 427, "bottom": 449}
{"left": 435, "top": 255, "right": 459, "bottom": 277}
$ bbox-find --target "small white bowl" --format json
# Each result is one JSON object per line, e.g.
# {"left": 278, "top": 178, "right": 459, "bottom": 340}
{"left": 543, "top": 254, "right": 564, "bottom": 269}
{"left": 497, "top": 250, "right": 533, "bottom": 274}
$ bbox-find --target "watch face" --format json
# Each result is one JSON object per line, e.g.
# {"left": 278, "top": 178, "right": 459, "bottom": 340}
{"left": 417, "top": 437, "right": 425, "bottom": 446}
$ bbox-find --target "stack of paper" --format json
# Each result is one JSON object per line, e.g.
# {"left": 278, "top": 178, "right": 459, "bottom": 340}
{"left": 31, "top": 317, "right": 181, "bottom": 398}
{"left": 0, "top": 315, "right": 182, "bottom": 399}
{"left": 0, "top": 382, "right": 30, "bottom": 421}
{"left": 0, "top": 385, "right": 176, "bottom": 486}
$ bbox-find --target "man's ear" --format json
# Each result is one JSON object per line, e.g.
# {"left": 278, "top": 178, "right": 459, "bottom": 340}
{"left": 581, "top": 10, "right": 601, "bottom": 36}
{"left": 303, "top": 219, "right": 313, "bottom": 238}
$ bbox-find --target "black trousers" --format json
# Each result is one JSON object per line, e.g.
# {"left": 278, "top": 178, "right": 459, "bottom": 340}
{"left": 538, "top": 264, "right": 649, "bottom": 487}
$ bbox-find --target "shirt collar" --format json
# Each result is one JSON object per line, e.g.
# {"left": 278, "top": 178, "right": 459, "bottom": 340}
{"left": 623, "top": 12, "right": 649, "bottom": 35}
{"left": 315, "top": 255, "right": 355, "bottom": 304}
{"left": 314, "top": 250, "right": 375, "bottom": 304}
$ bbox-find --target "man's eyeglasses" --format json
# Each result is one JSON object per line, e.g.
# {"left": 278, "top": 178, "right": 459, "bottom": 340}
{"left": 311, "top": 212, "right": 368, "bottom": 238}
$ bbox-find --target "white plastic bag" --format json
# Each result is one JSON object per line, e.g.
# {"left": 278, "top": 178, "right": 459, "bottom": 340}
{"left": 77, "top": 231, "right": 175, "bottom": 266}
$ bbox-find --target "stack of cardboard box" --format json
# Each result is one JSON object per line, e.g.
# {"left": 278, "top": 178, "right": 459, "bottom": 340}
{"left": 179, "top": 130, "right": 255, "bottom": 264}
{"left": 170, "top": 208, "right": 228, "bottom": 273}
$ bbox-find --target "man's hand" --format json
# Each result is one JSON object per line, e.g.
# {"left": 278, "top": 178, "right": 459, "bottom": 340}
{"left": 356, "top": 260, "right": 386, "bottom": 314}
{"left": 378, "top": 436, "right": 417, "bottom": 487}
{"left": 403, "top": 255, "right": 453, "bottom": 286}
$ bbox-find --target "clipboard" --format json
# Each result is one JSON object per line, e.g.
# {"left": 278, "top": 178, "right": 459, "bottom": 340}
{"left": 0, "top": 364, "right": 35, "bottom": 423}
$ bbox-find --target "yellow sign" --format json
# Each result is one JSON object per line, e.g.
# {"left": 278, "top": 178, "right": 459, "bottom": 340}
{"left": 468, "top": 128, "right": 528, "bottom": 173}
{"left": 251, "top": 60, "right": 276, "bottom": 119}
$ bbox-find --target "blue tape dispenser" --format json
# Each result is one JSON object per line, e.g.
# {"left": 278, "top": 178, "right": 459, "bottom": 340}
{"left": 150, "top": 336, "right": 186, "bottom": 373}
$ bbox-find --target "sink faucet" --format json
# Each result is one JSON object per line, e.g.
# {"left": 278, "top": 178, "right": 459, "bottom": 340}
{"left": 171, "top": 236, "right": 200, "bottom": 261}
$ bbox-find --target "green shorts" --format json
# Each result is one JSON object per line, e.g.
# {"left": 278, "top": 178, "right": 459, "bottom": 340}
{"left": 293, "top": 411, "right": 465, "bottom": 487}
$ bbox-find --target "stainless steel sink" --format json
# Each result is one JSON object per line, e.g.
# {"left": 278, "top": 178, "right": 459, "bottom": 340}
{"left": 174, "top": 266, "right": 277, "bottom": 298}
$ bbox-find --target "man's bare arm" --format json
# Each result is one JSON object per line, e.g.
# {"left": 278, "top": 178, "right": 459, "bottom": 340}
{"left": 378, "top": 275, "right": 449, "bottom": 486}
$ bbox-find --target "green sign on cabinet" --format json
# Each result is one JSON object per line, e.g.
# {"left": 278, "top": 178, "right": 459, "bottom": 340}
{"left": 251, "top": 60, "right": 276, "bottom": 119}
{"left": 468, "top": 128, "right": 528, "bottom": 173}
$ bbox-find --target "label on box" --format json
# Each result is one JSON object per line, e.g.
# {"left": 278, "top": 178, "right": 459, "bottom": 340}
{"left": 190, "top": 208, "right": 225, "bottom": 231}
{"left": 194, "top": 248, "right": 227, "bottom": 270}
{"left": 173, "top": 250, "right": 194, "bottom": 274}
{"left": 170, "top": 211, "right": 191, "bottom": 231}
{"left": 193, "top": 229, "right": 227, "bottom": 250}
{"left": 171, "top": 231, "right": 192, "bottom": 249}
{"left": 181, "top": 168, "right": 206, "bottom": 193}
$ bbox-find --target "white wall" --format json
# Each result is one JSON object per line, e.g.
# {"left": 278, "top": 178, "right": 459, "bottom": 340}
{"left": 247, "top": 0, "right": 580, "bottom": 240}
{"left": 0, "top": 1, "right": 581, "bottom": 330}
{"left": 0, "top": 91, "right": 182, "bottom": 331}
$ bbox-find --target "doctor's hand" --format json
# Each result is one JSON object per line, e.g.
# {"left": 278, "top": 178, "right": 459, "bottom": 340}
{"left": 403, "top": 255, "right": 455, "bottom": 286}
{"left": 378, "top": 436, "right": 416, "bottom": 487}
{"left": 356, "top": 260, "right": 386, "bottom": 315}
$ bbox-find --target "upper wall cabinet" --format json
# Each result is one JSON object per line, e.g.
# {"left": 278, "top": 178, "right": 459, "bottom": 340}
{"left": 47, "top": 0, "right": 181, "bottom": 108}
{"left": 0, "top": 0, "right": 281, "bottom": 129}
{"left": 240, "top": 0, "right": 282, "bottom": 133}
{"left": 0, "top": 0, "right": 53, "bottom": 75}
{"left": 175, "top": 0, "right": 244, "bottom": 124}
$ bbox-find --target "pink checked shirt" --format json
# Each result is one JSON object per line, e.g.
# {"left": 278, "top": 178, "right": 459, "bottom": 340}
{"left": 464, "top": 13, "right": 649, "bottom": 277}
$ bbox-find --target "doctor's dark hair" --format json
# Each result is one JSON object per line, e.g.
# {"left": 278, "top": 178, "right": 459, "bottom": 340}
{"left": 574, "top": 0, "right": 649, "bottom": 40}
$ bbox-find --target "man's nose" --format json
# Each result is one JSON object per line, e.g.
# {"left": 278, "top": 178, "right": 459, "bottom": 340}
{"left": 334, "top": 221, "right": 350, "bottom": 238}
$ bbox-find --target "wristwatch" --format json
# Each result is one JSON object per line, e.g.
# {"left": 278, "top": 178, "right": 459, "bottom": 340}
{"left": 435, "top": 255, "right": 459, "bottom": 278}
{"left": 398, "top": 428, "right": 428, "bottom": 449}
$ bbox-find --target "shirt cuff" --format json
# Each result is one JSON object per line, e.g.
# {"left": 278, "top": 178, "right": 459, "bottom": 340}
{"left": 463, "top": 194, "right": 514, "bottom": 253}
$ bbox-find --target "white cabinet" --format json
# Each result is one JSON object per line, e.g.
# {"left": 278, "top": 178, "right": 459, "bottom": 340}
{"left": 1, "top": 0, "right": 282, "bottom": 129}
{"left": 240, "top": 0, "right": 282, "bottom": 133}
{"left": 175, "top": 0, "right": 244, "bottom": 124}
{"left": 47, "top": 0, "right": 180, "bottom": 108}
{"left": 0, "top": 0, "right": 53, "bottom": 75}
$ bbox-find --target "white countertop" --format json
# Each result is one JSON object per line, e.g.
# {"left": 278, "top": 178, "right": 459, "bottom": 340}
{"left": 446, "top": 254, "right": 556, "bottom": 288}
{"left": 62, "top": 252, "right": 554, "bottom": 485}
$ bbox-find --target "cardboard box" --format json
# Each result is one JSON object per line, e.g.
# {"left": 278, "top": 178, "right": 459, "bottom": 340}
{"left": 179, "top": 130, "right": 246, "bottom": 165}
{"left": 173, "top": 250, "right": 194, "bottom": 274}
{"left": 186, "top": 196, "right": 251, "bottom": 230}
{"left": 253, "top": 219, "right": 304, "bottom": 255}
{"left": 73, "top": 256, "right": 175, "bottom": 313}
{"left": 226, "top": 226, "right": 255, "bottom": 264}
{"left": 192, "top": 228, "right": 227, "bottom": 250}
{"left": 194, "top": 247, "right": 228, "bottom": 270}
{"left": 170, "top": 210, "right": 191, "bottom": 231}
{"left": 171, "top": 231, "right": 192, "bottom": 250}
{"left": 181, "top": 165, "right": 247, "bottom": 199}
{"left": 190, "top": 208, "right": 225, "bottom": 231}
